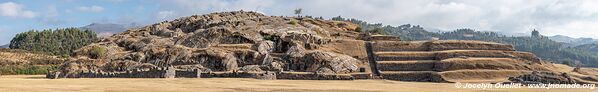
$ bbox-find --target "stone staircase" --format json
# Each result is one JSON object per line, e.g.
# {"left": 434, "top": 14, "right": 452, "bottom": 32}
{"left": 363, "top": 35, "right": 441, "bottom": 82}
{"left": 370, "top": 40, "right": 445, "bottom": 82}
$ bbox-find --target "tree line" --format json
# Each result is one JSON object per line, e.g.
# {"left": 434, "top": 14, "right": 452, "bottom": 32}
{"left": 9, "top": 28, "right": 99, "bottom": 57}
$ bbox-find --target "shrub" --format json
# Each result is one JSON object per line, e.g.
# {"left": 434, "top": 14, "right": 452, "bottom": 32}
{"left": 90, "top": 46, "right": 107, "bottom": 59}
{"left": 263, "top": 35, "right": 274, "bottom": 41}
{"left": 354, "top": 26, "right": 362, "bottom": 32}
{"left": 288, "top": 20, "right": 299, "bottom": 25}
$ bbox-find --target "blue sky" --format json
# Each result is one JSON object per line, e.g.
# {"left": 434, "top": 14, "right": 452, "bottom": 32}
{"left": 2, "top": 0, "right": 598, "bottom": 45}
{"left": 0, "top": 0, "right": 162, "bottom": 44}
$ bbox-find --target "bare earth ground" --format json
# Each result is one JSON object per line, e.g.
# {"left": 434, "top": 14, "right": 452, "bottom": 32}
{"left": 0, "top": 75, "right": 594, "bottom": 92}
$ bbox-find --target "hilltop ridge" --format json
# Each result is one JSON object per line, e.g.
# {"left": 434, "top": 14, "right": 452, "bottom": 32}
{"left": 55, "top": 11, "right": 365, "bottom": 78}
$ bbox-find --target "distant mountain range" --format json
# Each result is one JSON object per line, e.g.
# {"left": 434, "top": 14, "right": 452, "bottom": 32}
{"left": 548, "top": 35, "right": 598, "bottom": 47}
{"left": 79, "top": 23, "right": 139, "bottom": 37}
{"left": 0, "top": 44, "right": 8, "bottom": 48}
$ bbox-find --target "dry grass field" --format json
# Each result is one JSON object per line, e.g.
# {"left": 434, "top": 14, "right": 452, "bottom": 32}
{"left": 0, "top": 75, "right": 594, "bottom": 92}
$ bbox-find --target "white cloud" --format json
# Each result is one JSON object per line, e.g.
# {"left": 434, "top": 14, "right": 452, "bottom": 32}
{"left": 0, "top": 2, "right": 36, "bottom": 18}
{"left": 77, "top": 5, "right": 104, "bottom": 12}
{"left": 543, "top": 21, "right": 598, "bottom": 38}
{"left": 21, "top": 11, "right": 35, "bottom": 18}
{"left": 46, "top": 6, "right": 58, "bottom": 17}
{"left": 157, "top": 0, "right": 598, "bottom": 38}
{"left": 0, "top": 2, "right": 19, "bottom": 16}
{"left": 37, "top": 6, "right": 65, "bottom": 26}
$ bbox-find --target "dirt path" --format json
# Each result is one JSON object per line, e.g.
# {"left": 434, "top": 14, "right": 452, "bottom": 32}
{"left": 0, "top": 75, "right": 594, "bottom": 92}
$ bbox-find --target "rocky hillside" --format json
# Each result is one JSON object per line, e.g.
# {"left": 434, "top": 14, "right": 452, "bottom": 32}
{"left": 58, "top": 11, "right": 367, "bottom": 78}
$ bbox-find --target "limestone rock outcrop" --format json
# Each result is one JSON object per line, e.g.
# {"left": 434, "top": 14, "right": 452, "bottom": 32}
{"left": 54, "top": 11, "right": 365, "bottom": 78}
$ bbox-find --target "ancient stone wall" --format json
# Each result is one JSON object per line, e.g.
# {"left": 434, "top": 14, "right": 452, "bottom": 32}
{"left": 47, "top": 67, "right": 201, "bottom": 78}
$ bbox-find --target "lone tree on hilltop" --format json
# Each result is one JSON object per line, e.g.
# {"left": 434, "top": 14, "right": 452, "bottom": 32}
{"left": 294, "top": 8, "right": 302, "bottom": 17}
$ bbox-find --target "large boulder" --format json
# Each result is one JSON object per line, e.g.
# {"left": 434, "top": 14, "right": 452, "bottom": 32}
{"left": 240, "top": 65, "right": 263, "bottom": 72}
{"left": 253, "top": 41, "right": 274, "bottom": 55}
{"left": 303, "top": 51, "right": 360, "bottom": 74}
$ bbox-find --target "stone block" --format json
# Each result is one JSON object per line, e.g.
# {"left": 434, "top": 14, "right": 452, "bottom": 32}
{"left": 163, "top": 67, "right": 176, "bottom": 78}
{"left": 256, "top": 71, "right": 277, "bottom": 80}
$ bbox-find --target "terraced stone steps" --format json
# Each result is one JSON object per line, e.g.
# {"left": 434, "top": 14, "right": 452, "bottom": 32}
{"left": 364, "top": 35, "right": 401, "bottom": 41}
{"left": 438, "top": 70, "right": 530, "bottom": 83}
{"left": 373, "top": 41, "right": 428, "bottom": 52}
{"left": 372, "top": 40, "right": 516, "bottom": 52}
{"left": 377, "top": 60, "right": 439, "bottom": 71}
{"left": 378, "top": 70, "right": 531, "bottom": 82}
{"left": 377, "top": 60, "right": 437, "bottom": 71}
{"left": 379, "top": 71, "right": 445, "bottom": 82}
{"left": 374, "top": 50, "right": 540, "bottom": 62}
{"left": 375, "top": 52, "right": 436, "bottom": 61}
{"left": 364, "top": 37, "right": 538, "bottom": 82}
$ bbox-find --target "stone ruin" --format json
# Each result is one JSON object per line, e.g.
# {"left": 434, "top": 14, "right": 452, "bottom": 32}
{"left": 368, "top": 39, "right": 551, "bottom": 82}
{"left": 46, "top": 11, "right": 598, "bottom": 84}
{"left": 48, "top": 67, "right": 190, "bottom": 78}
